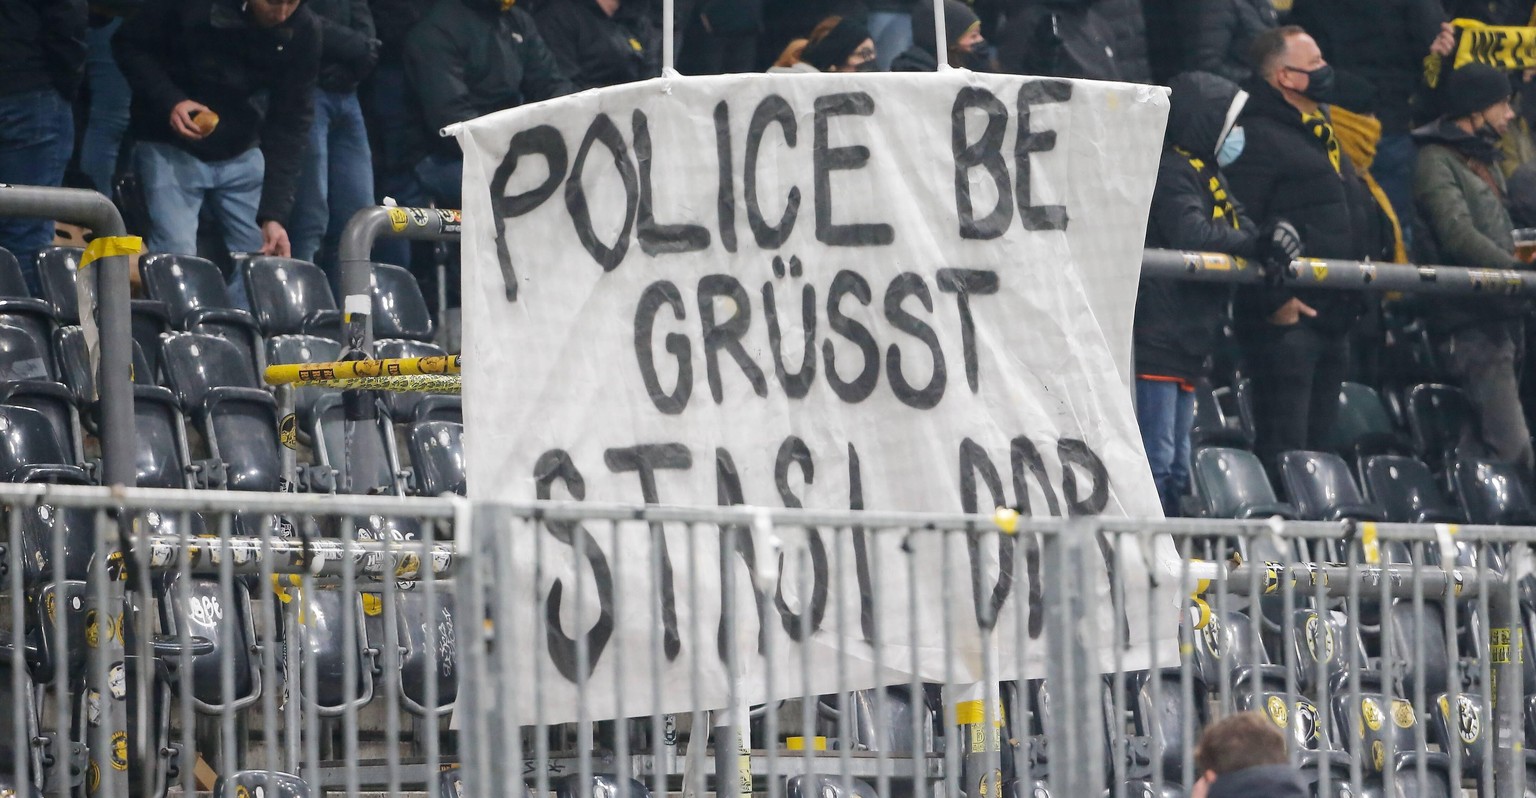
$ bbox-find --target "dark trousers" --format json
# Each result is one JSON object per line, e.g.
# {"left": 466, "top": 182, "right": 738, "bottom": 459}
{"left": 1245, "top": 324, "right": 1348, "bottom": 468}
{"left": 1438, "top": 326, "right": 1534, "bottom": 476}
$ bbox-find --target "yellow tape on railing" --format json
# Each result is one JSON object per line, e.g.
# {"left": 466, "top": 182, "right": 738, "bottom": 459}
{"left": 283, "top": 374, "right": 461, "bottom": 394}
{"left": 79, "top": 235, "right": 143, "bottom": 269}
{"left": 1361, "top": 523, "right": 1381, "bottom": 565}
{"left": 954, "top": 699, "right": 1005, "bottom": 726}
{"left": 264, "top": 354, "right": 461, "bottom": 385}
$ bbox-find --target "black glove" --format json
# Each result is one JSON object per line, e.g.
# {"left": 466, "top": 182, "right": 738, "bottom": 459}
{"left": 1258, "top": 219, "right": 1302, "bottom": 285}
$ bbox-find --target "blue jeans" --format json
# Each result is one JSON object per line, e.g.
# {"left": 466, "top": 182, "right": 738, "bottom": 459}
{"left": 290, "top": 89, "right": 375, "bottom": 286}
{"left": 1135, "top": 378, "right": 1195, "bottom": 517}
{"left": 134, "top": 142, "right": 264, "bottom": 307}
{"left": 414, "top": 154, "right": 463, "bottom": 208}
{"left": 0, "top": 89, "right": 74, "bottom": 295}
{"left": 1372, "top": 132, "right": 1416, "bottom": 251}
{"left": 80, "top": 18, "right": 132, "bottom": 195}
{"left": 868, "top": 10, "right": 913, "bottom": 72}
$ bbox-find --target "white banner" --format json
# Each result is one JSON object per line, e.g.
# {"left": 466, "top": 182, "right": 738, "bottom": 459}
{"left": 454, "top": 72, "right": 1175, "bottom": 724}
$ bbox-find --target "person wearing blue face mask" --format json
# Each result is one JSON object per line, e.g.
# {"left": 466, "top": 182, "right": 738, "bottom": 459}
{"left": 1132, "top": 70, "right": 1301, "bottom": 517}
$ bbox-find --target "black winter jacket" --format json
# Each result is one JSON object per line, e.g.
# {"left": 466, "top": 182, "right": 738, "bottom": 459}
{"left": 114, "top": 0, "right": 320, "bottom": 226}
{"left": 1097, "top": 0, "right": 1151, "bottom": 82}
{"left": 1136, "top": 72, "right": 1260, "bottom": 382}
{"left": 404, "top": 0, "right": 576, "bottom": 158}
{"left": 0, "top": 0, "right": 88, "bottom": 100}
{"left": 1445, "top": 0, "right": 1529, "bottom": 24}
{"left": 891, "top": 44, "right": 939, "bottom": 72}
{"left": 997, "top": 0, "right": 1121, "bottom": 81}
{"left": 1288, "top": 0, "right": 1445, "bottom": 134}
{"left": 1190, "top": 0, "right": 1276, "bottom": 85}
{"left": 533, "top": 0, "right": 660, "bottom": 91}
{"left": 1224, "top": 80, "right": 1367, "bottom": 335}
{"left": 308, "top": 0, "right": 378, "bottom": 93}
{"left": 1207, "top": 765, "right": 1308, "bottom": 798}
{"left": 371, "top": 0, "right": 438, "bottom": 65}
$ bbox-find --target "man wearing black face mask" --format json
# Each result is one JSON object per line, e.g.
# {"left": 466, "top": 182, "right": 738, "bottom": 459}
{"left": 1413, "top": 64, "right": 1534, "bottom": 475}
{"left": 1223, "top": 25, "right": 1370, "bottom": 470}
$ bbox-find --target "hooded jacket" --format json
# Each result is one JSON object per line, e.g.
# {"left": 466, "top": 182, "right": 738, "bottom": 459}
{"left": 1135, "top": 71, "right": 1260, "bottom": 382}
{"left": 306, "top": 0, "right": 378, "bottom": 94}
{"left": 1096, "top": 0, "right": 1151, "bottom": 82}
{"left": 894, "top": 0, "right": 979, "bottom": 71}
{"left": 1413, "top": 118, "right": 1530, "bottom": 334}
{"left": 0, "top": 0, "right": 87, "bottom": 100}
{"left": 533, "top": 0, "right": 660, "bottom": 91}
{"left": 1288, "top": 0, "right": 1445, "bottom": 134}
{"left": 995, "top": 0, "right": 1121, "bottom": 81}
{"left": 1190, "top": 0, "right": 1276, "bottom": 85}
{"left": 404, "top": 0, "right": 576, "bottom": 159}
{"left": 114, "top": 0, "right": 320, "bottom": 226}
{"left": 1207, "top": 765, "right": 1309, "bottom": 798}
{"left": 1224, "top": 79, "right": 1368, "bottom": 335}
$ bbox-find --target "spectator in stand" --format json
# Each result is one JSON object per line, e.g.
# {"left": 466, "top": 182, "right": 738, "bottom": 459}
{"left": 1191, "top": 0, "right": 1278, "bottom": 84}
{"left": 360, "top": 0, "right": 436, "bottom": 269}
{"left": 534, "top": 0, "right": 661, "bottom": 90}
{"left": 678, "top": 0, "right": 763, "bottom": 74}
{"left": 1413, "top": 64, "right": 1534, "bottom": 475}
{"left": 768, "top": 16, "right": 877, "bottom": 74}
{"left": 1444, "top": 0, "right": 1532, "bottom": 24}
{"left": 1189, "top": 713, "right": 1305, "bottom": 798}
{"left": 1098, "top": 0, "right": 1153, "bottom": 82}
{"left": 79, "top": 5, "right": 136, "bottom": 197}
{"left": 995, "top": 0, "right": 1120, "bottom": 81}
{"left": 1224, "top": 26, "right": 1367, "bottom": 469}
{"left": 289, "top": 0, "right": 379, "bottom": 287}
{"left": 867, "top": 0, "right": 915, "bottom": 72}
{"left": 1288, "top": 0, "right": 1456, "bottom": 249}
{"left": 893, "top": 0, "right": 992, "bottom": 71}
{"left": 403, "top": 0, "right": 575, "bottom": 208}
{"left": 115, "top": 0, "right": 318, "bottom": 297}
{"left": 0, "top": 0, "right": 86, "bottom": 294}
{"left": 1134, "top": 71, "right": 1300, "bottom": 516}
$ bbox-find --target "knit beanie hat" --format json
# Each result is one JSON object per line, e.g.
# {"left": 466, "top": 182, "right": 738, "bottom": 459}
{"left": 912, "top": 0, "right": 981, "bottom": 54}
{"left": 1440, "top": 63, "right": 1513, "bottom": 120}
{"left": 802, "top": 17, "right": 872, "bottom": 71}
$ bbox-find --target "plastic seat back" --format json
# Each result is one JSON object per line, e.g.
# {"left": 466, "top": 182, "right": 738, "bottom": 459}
{"left": 1131, "top": 669, "right": 1208, "bottom": 780}
{"left": 786, "top": 775, "right": 879, "bottom": 798}
{"left": 374, "top": 339, "right": 447, "bottom": 420}
{"left": 0, "top": 247, "right": 31, "bottom": 297}
{"left": 0, "top": 405, "right": 87, "bottom": 484}
{"left": 215, "top": 771, "right": 310, "bottom": 798}
{"left": 1331, "top": 684, "right": 1420, "bottom": 778}
{"left": 1362, "top": 455, "right": 1463, "bottom": 524}
{"left": 243, "top": 257, "right": 339, "bottom": 337}
{"left": 396, "top": 586, "right": 458, "bottom": 715}
{"left": 1388, "top": 601, "right": 1454, "bottom": 697}
{"left": 1452, "top": 459, "right": 1536, "bottom": 526}
{"left": 296, "top": 588, "right": 372, "bottom": 715}
{"left": 1189, "top": 608, "right": 1267, "bottom": 689}
{"left": 160, "top": 574, "right": 258, "bottom": 712}
{"left": 35, "top": 246, "right": 81, "bottom": 322}
{"left": 555, "top": 775, "right": 651, "bottom": 798}
{"left": 1428, "top": 692, "right": 1489, "bottom": 771}
{"left": 371, "top": 263, "right": 434, "bottom": 341}
{"left": 1407, "top": 384, "right": 1474, "bottom": 473}
{"left": 266, "top": 334, "right": 341, "bottom": 426}
{"left": 311, "top": 393, "right": 397, "bottom": 494}
{"left": 1236, "top": 690, "right": 1334, "bottom": 753}
{"left": 1325, "top": 382, "right": 1399, "bottom": 452}
{"left": 134, "top": 387, "right": 190, "bottom": 489}
{"left": 1193, "top": 447, "right": 1296, "bottom": 519}
{"left": 0, "top": 322, "right": 52, "bottom": 384}
{"left": 161, "top": 332, "right": 262, "bottom": 407}
{"left": 140, "top": 253, "right": 235, "bottom": 323}
{"left": 410, "top": 421, "right": 465, "bottom": 496}
{"left": 1278, "top": 450, "right": 1385, "bottom": 522}
{"left": 1285, "top": 609, "right": 1364, "bottom": 692}
{"left": 1191, "top": 381, "right": 1253, "bottom": 450}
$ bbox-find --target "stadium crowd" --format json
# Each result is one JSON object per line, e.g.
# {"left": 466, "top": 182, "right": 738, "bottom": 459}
{"left": 3, "top": 0, "right": 1536, "bottom": 515}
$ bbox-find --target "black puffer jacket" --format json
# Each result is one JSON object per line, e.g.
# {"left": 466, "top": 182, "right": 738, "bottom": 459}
{"left": 371, "top": 0, "right": 438, "bottom": 65}
{"left": 404, "top": 0, "right": 575, "bottom": 157}
{"left": 1445, "top": 0, "right": 1529, "bottom": 24}
{"left": 0, "top": 0, "right": 87, "bottom": 100}
{"left": 1135, "top": 72, "right": 1260, "bottom": 382}
{"left": 1097, "top": 0, "right": 1151, "bottom": 82}
{"left": 1224, "top": 80, "right": 1368, "bottom": 334}
{"left": 1190, "top": 0, "right": 1276, "bottom": 85}
{"left": 1288, "top": 0, "right": 1444, "bottom": 134}
{"left": 114, "top": 0, "right": 320, "bottom": 225}
{"left": 533, "top": 0, "right": 660, "bottom": 90}
{"left": 1208, "top": 765, "right": 1308, "bottom": 798}
{"left": 308, "top": 0, "right": 378, "bottom": 93}
{"left": 996, "top": 0, "right": 1120, "bottom": 81}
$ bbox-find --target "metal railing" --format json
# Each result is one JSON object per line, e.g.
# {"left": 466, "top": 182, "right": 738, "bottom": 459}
{"left": 2, "top": 481, "right": 1530, "bottom": 798}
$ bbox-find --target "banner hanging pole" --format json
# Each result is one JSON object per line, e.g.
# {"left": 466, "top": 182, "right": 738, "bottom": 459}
{"left": 663, "top": 0, "right": 676, "bottom": 74}
{"left": 933, "top": 0, "right": 947, "bottom": 70}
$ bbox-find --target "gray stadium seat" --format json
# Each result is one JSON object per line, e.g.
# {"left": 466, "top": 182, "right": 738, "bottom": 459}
{"left": 242, "top": 256, "right": 341, "bottom": 339}
{"left": 1406, "top": 384, "right": 1473, "bottom": 477}
{"left": 1452, "top": 459, "right": 1536, "bottom": 526}
{"left": 396, "top": 586, "right": 458, "bottom": 716}
{"left": 1361, "top": 455, "right": 1463, "bottom": 525}
{"left": 1192, "top": 447, "right": 1297, "bottom": 520}
{"left": 371, "top": 262, "right": 434, "bottom": 342}
{"left": 409, "top": 421, "right": 464, "bottom": 497}
{"left": 294, "top": 587, "right": 374, "bottom": 716}
{"left": 1278, "top": 450, "right": 1386, "bottom": 523}
{"left": 141, "top": 253, "right": 265, "bottom": 379}
{"left": 786, "top": 774, "right": 879, "bottom": 798}
{"left": 161, "top": 332, "right": 282, "bottom": 493}
{"left": 374, "top": 338, "right": 447, "bottom": 421}
{"left": 157, "top": 573, "right": 260, "bottom": 714}
{"left": 214, "top": 771, "right": 311, "bottom": 798}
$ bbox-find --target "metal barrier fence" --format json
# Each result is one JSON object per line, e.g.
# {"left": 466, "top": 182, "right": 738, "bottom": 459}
{"left": 5, "top": 482, "right": 1532, "bottom": 798}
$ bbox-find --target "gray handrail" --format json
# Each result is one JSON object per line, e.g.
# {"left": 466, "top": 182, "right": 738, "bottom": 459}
{"left": 0, "top": 185, "right": 135, "bottom": 487}
{"left": 1142, "top": 247, "right": 1536, "bottom": 296}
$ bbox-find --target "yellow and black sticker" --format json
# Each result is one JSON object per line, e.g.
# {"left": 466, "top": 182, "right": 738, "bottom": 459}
{"left": 110, "top": 730, "right": 128, "bottom": 770}
{"left": 279, "top": 413, "right": 298, "bottom": 450}
{"left": 88, "top": 760, "right": 100, "bottom": 794}
{"left": 1393, "top": 699, "right": 1416, "bottom": 729}
{"left": 1310, "top": 260, "right": 1329, "bottom": 281}
{"left": 1371, "top": 739, "right": 1385, "bottom": 772}
{"left": 1362, "top": 697, "right": 1384, "bottom": 732}
{"left": 236, "top": 785, "right": 252, "bottom": 798}
{"left": 362, "top": 592, "right": 383, "bottom": 617}
{"left": 1492, "top": 627, "right": 1513, "bottom": 664}
{"left": 388, "top": 207, "right": 409, "bottom": 233}
{"left": 1267, "top": 695, "right": 1289, "bottom": 728}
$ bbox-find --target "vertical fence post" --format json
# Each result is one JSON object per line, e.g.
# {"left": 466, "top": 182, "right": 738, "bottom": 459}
{"left": 1491, "top": 569, "right": 1525, "bottom": 798}
{"left": 1042, "top": 519, "right": 1106, "bottom": 798}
